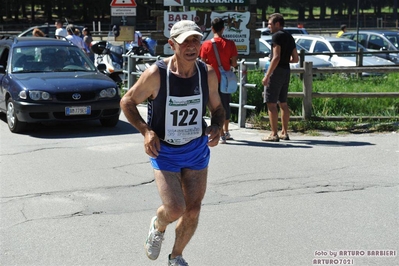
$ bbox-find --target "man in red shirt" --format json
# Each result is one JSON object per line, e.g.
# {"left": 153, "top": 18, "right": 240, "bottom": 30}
{"left": 200, "top": 17, "right": 238, "bottom": 144}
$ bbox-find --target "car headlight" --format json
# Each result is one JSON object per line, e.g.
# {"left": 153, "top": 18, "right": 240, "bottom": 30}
{"left": 100, "top": 88, "right": 117, "bottom": 98}
{"left": 28, "top": 91, "right": 52, "bottom": 101}
{"left": 18, "top": 91, "right": 27, "bottom": 99}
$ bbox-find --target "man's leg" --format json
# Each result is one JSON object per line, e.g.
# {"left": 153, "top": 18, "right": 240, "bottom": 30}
{"left": 153, "top": 170, "right": 186, "bottom": 232}
{"left": 144, "top": 170, "right": 185, "bottom": 260}
{"left": 267, "top": 102, "right": 279, "bottom": 136}
{"left": 170, "top": 167, "right": 208, "bottom": 258}
{"left": 279, "top": 102, "right": 290, "bottom": 136}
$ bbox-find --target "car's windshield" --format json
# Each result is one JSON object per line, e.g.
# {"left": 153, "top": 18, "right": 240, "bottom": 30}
{"left": 11, "top": 45, "right": 96, "bottom": 73}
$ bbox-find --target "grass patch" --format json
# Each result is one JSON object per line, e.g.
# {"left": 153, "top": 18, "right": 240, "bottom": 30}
{"left": 230, "top": 71, "right": 399, "bottom": 133}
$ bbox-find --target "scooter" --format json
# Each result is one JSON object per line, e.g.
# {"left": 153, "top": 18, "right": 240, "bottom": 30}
{"left": 91, "top": 40, "right": 124, "bottom": 84}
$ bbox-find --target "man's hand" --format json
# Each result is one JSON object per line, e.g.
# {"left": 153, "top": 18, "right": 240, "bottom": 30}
{"left": 144, "top": 130, "right": 161, "bottom": 158}
{"left": 205, "top": 124, "right": 221, "bottom": 147}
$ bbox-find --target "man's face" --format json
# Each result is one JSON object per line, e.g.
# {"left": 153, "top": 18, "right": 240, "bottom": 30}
{"left": 268, "top": 19, "right": 279, "bottom": 34}
{"left": 170, "top": 35, "right": 202, "bottom": 61}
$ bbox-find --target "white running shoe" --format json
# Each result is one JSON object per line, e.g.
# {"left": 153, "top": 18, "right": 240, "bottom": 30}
{"left": 144, "top": 216, "right": 164, "bottom": 260}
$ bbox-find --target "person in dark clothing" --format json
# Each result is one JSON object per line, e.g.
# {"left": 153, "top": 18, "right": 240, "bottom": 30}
{"left": 262, "top": 13, "right": 299, "bottom": 142}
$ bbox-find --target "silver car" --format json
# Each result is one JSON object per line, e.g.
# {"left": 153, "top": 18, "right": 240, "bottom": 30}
{"left": 341, "top": 30, "right": 399, "bottom": 64}
{"left": 294, "top": 35, "right": 395, "bottom": 76}
{"left": 256, "top": 27, "right": 308, "bottom": 39}
{"left": 257, "top": 37, "right": 333, "bottom": 71}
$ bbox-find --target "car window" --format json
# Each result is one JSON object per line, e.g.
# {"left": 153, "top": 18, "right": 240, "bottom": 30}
{"left": 296, "top": 43, "right": 309, "bottom": 52}
{"left": 314, "top": 41, "right": 329, "bottom": 52}
{"left": 259, "top": 41, "right": 270, "bottom": 54}
{"left": 296, "top": 39, "right": 312, "bottom": 51}
{"left": 0, "top": 47, "right": 9, "bottom": 73}
{"left": 368, "top": 35, "right": 386, "bottom": 50}
{"left": 385, "top": 34, "right": 399, "bottom": 49}
{"left": 356, "top": 34, "right": 368, "bottom": 47}
{"left": 11, "top": 45, "right": 95, "bottom": 73}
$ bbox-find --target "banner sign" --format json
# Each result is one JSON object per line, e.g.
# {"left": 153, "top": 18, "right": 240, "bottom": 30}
{"left": 164, "top": 0, "right": 249, "bottom": 6}
{"left": 164, "top": 0, "right": 184, "bottom": 6}
{"left": 111, "top": 7, "right": 136, "bottom": 16}
{"left": 163, "top": 11, "right": 250, "bottom": 55}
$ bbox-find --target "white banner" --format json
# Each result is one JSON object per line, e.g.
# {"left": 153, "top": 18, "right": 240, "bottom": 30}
{"left": 111, "top": 7, "right": 136, "bottom": 16}
{"left": 163, "top": 11, "right": 250, "bottom": 55}
{"left": 164, "top": 0, "right": 184, "bottom": 6}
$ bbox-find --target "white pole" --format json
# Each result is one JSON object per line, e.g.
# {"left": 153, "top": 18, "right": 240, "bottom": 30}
{"left": 93, "top": 21, "right": 95, "bottom": 32}
{"left": 98, "top": 21, "right": 101, "bottom": 32}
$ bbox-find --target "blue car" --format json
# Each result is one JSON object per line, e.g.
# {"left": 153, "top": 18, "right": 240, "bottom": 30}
{"left": 0, "top": 37, "right": 121, "bottom": 133}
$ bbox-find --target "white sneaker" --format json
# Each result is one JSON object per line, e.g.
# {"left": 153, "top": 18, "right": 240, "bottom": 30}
{"left": 145, "top": 216, "right": 164, "bottom": 260}
{"left": 169, "top": 255, "right": 189, "bottom": 266}
{"left": 225, "top": 131, "right": 232, "bottom": 140}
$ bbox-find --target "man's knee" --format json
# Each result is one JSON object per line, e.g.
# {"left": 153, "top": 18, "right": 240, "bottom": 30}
{"left": 279, "top": 102, "right": 289, "bottom": 111}
{"left": 164, "top": 203, "right": 186, "bottom": 222}
{"left": 267, "top": 103, "right": 278, "bottom": 112}
{"left": 185, "top": 204, "right": 202, "bottom": 219}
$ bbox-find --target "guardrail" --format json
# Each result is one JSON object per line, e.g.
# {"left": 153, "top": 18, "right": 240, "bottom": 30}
{"left": 230, "top": 60, "right": 257, "bottom": 128}
{"left": 288, "top": 62, "right": 399, "bottom": 121}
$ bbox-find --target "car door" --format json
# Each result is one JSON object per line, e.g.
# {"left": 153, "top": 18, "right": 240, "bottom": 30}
{"left": 0, "top": 46, "right": 10, "bottom": 111}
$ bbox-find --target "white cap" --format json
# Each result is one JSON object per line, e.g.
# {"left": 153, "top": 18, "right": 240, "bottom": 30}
{"left": 170, "top": 20, "right": 203, "bottom": 44}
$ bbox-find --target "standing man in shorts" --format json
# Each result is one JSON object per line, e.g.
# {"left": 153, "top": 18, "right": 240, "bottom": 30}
{"left": 120, "top": 20, "right": 225, "bottom": 266}
{"left": 262, "top": 13, "right": 298, "bottom": 142}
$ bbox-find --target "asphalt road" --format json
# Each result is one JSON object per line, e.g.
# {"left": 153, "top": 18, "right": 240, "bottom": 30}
{"left": 1, "top": 106, "right": 398, "bottom": 266}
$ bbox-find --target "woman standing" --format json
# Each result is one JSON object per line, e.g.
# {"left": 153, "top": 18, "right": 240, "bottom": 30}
{"left": 82, "top": 27, "right": 94, "bottom": 61}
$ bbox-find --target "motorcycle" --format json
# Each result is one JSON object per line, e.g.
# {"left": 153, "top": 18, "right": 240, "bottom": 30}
{"left": 91, "top": 38, "right": 158, "bottom": 83}
{"left": 91, "top": 40, "right": 124, "bottom": 84}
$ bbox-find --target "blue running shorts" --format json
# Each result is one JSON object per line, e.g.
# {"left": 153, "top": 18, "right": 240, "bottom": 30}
{"left": 150, "top": 136, "right": 210, "bottom": 172}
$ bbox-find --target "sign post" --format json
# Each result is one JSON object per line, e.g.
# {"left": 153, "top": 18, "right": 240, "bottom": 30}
{"left": 110, "top": 0, "right": 137, "bottom": 42}
{"left": 110, "top": 0, "right": 137, "bottom": 84}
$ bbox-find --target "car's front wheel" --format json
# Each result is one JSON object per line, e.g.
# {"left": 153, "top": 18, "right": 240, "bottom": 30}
{"left": 100, "top": 115, "right": 119, "bottom": 127}
{"left": 6, "top": 98, "right": 26, "bottom": 133}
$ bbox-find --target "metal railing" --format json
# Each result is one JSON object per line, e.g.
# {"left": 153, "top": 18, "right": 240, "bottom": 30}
{"left": 230, "top": 60, "right": 257, "bottom": 128}
{"left": 288, "top": 62, "right": 399, "bottom": 121}
{"left": 122, "top": 55, "right": 258, "bottom": 128}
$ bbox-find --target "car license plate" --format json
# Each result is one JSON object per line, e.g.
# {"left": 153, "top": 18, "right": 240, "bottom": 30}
{"left": 65, "top": 106, "right": 91, "bottom": 116}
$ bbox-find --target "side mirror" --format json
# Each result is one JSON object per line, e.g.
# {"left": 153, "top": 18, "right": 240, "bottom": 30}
{"left": 0, "top": 65, "right": 5, "bottom": 74}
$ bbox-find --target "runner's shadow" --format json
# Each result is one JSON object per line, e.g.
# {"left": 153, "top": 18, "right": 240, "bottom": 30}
{"left": 227, "top": 139, "right": 312, "bottom": 148}
{"left": 288, "top": 139, "right": 375, "bottom": 147}
{"left": 225, "top": 138, "right": 374, "bottom": 148}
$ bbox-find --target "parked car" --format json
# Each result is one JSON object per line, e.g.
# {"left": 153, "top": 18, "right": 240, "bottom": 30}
{"left": 257, "top": 27, "right": 308, "bottom": 39}
{"left": 294, "top": 35, "right": 395, "bottom": 75}
{"left": 257, "top": 37, "right": 333, "bottom": 71}
{"left": 0, "top": 36, "right": 121, "bottom": 133}
{"left": 18, "top": 24, "right": 84, "bottom": 38}
{"left": 341, "top": 30, "right": 399, "bottom": 64}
